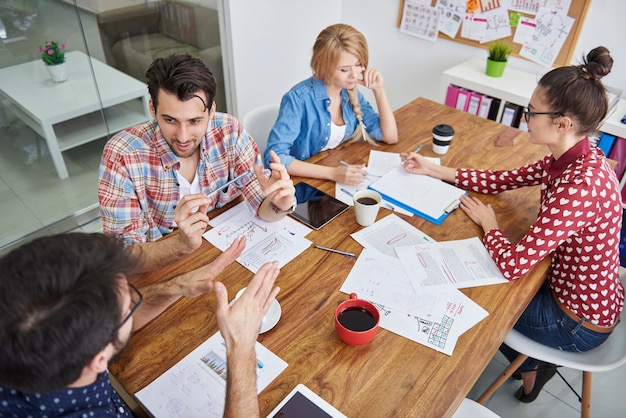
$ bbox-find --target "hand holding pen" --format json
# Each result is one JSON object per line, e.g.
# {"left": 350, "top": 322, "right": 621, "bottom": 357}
{"left": 400, "top": 144, "right": 423, "bottom": 165}
{"left": 337, "top": 160, "right": 367, "bottom": 186}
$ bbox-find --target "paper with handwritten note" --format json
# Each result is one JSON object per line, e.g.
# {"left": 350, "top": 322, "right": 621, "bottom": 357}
{"left": 203, "top": 202, "right": 312, "bottom": 273}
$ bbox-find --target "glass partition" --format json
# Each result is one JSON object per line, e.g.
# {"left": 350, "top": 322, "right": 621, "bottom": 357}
{"left": 0, "top": 0, "right": 223, "bottom": 254}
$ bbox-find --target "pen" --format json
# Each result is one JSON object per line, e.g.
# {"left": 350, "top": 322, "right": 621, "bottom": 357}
{"left": 401, "top": 144, "right": 423, "bottom": 165}
{"left": 313, "top": 245, "right": 356, "bottom": 258}
{"left": 444, "top": 198, "right": 461, "bottom": 214}
{"left": 339, "top": 160, "right": 350, "bottom": 167}
{"left": 207, "top": 170, "right": 252, "bottom": 198}
{"left": 340, "top": 188, "right": 353, "bottom": 197}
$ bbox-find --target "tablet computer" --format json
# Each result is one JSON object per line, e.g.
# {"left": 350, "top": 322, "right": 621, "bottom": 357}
{"left": 290, "top": 182, "right": 349, "bottom": 230}
{"left": 266, "top": 384, "right": 347, "bottom": 418}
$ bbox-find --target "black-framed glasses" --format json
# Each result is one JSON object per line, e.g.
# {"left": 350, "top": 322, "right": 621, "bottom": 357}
{"left": 112, "top": 282, "right": 143, "bottom": 335}
{"left": 522, "top": 107, "right": 565, "bottom": 123}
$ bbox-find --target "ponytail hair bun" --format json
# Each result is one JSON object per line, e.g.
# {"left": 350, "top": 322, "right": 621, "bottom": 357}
{"left": 581, "top": 46, "right": 613, "bottom": 80}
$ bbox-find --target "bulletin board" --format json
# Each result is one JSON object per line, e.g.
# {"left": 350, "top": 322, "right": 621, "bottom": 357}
{"left": 396, "top": 0, "right": 590, "bottom": 67}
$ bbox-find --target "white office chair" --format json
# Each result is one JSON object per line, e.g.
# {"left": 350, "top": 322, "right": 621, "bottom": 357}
{"left": 242, "top": 103, "right": 279, "bottom": 155}
{"left": 452, "top": 398, "right": 500, "bottom": 418}
{"left": 477, "top": 320, "right": 626, "bottom": 418}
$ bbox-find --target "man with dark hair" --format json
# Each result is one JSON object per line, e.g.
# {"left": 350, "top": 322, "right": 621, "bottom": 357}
{"left": 0, "top": 233, "right": 280, "bottom": 417}
{"left": 98, "top": 53, "right": 297, "bottom": 274}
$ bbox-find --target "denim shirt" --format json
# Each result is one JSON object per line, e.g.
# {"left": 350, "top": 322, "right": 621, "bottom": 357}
{"left": 263, "top": 77, "right": 383, "bottom": 168}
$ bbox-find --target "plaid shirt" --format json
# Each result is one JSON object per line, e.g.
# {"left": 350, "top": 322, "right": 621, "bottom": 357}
{"left": 98, "top": 112, "right": 265, "bottom": 246}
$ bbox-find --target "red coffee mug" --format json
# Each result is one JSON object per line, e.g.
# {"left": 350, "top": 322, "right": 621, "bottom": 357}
{"left": 334, "top": 293, "right": 380, "bottom": 345}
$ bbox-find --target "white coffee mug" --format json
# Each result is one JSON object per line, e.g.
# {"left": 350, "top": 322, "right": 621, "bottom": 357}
{"left": 353, "top": 189, "right": 382, "bottom": 226}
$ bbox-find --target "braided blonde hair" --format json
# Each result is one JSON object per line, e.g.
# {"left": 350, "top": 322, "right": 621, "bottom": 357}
{"left": 310, "top": 24, "right": 378, "bottom": 146}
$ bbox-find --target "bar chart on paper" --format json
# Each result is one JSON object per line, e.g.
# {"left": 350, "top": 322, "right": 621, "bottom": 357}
{"left": 201, "top": 351, "right": 228, "bottom": 380}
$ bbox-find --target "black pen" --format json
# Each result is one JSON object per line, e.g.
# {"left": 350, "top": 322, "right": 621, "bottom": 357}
{"left": 313, "top": 245, "right": 356, "bottom": 258}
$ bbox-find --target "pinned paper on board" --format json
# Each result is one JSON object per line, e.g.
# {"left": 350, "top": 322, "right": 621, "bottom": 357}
{"left": 519, "top": 8, "right": 574, "bottom": 67}
{"left": 435, "top": 0, "right": 466, "bottom": 39}
{"left": 400, "top": 0, "right": 440, "bottom": 42}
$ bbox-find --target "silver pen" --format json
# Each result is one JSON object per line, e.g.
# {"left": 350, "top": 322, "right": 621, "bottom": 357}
{"left": 401, "top": 144, "right": 423, "bottom": 165}
{"left": 313, "top": 245, "right": 356, "bottom": 258}
{"left": 207, "top": 170, "right": 253, "bottom": 198}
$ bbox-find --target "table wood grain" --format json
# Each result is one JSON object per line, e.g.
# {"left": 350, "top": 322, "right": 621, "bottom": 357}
{"left": 110, "top": 97, "right": 552, "bottom": 418}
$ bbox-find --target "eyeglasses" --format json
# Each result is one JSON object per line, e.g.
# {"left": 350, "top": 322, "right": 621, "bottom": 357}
{"left": 522, "top": 107, "right": 564, "bottom": 123}
{"left": 112, "top": 282, "right": 143, "bottom": 335}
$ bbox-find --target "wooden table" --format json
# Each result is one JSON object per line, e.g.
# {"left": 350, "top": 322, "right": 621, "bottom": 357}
{"left": 110, "top": 97, "right": 552, "bottom": 417}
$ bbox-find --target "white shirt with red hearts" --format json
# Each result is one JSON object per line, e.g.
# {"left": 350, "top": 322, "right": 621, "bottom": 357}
{"left": 456, "top": 140, "right": 624, "bottom": 327}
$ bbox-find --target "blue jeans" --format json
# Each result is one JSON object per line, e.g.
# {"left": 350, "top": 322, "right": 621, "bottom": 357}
{"left": 500, "top": 281, "right": 611, "bottom": 372}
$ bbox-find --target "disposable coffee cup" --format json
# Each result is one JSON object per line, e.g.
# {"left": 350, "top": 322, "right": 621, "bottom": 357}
{"left": 432, "top": 124, "right": 455, "bottom": 155}
{"left": 352, "top": 189, "right": 382, "bottom": 227}
{"left": 334, "top": 293, "right": 380, "bottom": 346}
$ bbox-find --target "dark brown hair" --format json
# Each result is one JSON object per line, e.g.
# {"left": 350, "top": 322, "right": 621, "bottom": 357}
{"left": 538, "top": 46, "right": 613, "bottom": 135}
{"left": 0, "top": 233, "right": 140, "bottom": 393}
{"left": 146, "top": 53, "right": 217, "bottom": 112}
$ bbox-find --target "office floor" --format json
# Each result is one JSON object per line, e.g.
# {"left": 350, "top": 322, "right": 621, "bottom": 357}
{"left": 0, "top": 0, "right": 106, "bottom": 252}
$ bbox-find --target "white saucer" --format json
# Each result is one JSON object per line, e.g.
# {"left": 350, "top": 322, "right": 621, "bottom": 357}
{"left": 231, "top": 287, "right": 281, "bottom": 334}
{"left": 260, "top": 299, "right": 281, "bottom": 333}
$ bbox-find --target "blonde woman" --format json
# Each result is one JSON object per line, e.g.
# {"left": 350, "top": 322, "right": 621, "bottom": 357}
{"left": 263, "top": 23, "right": 398, "bottom": 186}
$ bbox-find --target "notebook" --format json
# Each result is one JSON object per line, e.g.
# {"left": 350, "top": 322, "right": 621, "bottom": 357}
{"left": 368, "top": 167, "right": 467, "bottom": 225}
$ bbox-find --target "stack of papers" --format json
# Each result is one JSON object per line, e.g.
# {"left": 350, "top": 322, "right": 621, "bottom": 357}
{"left": 343, "top": 214, "right": 507, "bottom": 355}
{"left": 368, "top": 166, "right": 467, "bottom": 225}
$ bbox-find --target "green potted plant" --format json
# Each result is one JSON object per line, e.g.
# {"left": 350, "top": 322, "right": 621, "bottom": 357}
{"left": 486, "top": 41, "right": 512, "bottom": 78}
{"left": 38, "top": 40, "right": 67, "bottom": 82}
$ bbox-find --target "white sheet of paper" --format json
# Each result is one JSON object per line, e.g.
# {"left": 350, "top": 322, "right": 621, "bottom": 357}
{"left": 203, "top": 202, "right": 312, "bottom": 273}
{"left": 136, "top": 332, "right": 287, "bottom": 418}
{"left": 350, "top": 214, "right": 434, "bottom": 258}
{"left": 395, "top": 237, "right": 508, "bottom": 289}
{"left": 340, "top": 248, "right": 488, "bottom": 355}
{"left": 335, "top": 150, "right": 440, "bottom": 216}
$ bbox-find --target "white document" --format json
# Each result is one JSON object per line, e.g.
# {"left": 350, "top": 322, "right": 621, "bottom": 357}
{"left": 136, "top": 332, "right": 288, "bottom": 418}
{"left": 340, "top": 248, "right": 489, "bottom": 355}
{"left": 435, "top": 0, "right": 465, "bottom": 39}
{"left": 203, "top": 202, "right": 312, "bottom": 273}
{"left": 395, "top": 237, "right": 508, "bottom": 289}
{"left": 350, "top": 214, "right": 434, "bottom": 258}
{"left": 519, "top": 8, "right": 574, "bottom": 67}
{"left": 400, "top": 0, "right": 441, "bottom": 42}
{"left": 334, "top": 150, "right": 416, "bottom": 215}
{"left": 368, "top": 166, "right": 467, "bottom": 222}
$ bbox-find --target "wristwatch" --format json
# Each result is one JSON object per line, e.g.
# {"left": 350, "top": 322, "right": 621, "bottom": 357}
{"left": 270, "top": 197, "right": 297, "bottom": 214}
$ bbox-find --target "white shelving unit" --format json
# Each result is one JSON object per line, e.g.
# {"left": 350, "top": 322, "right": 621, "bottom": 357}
{"left": 440, "top": 59, "right": 626, "bottom": 139}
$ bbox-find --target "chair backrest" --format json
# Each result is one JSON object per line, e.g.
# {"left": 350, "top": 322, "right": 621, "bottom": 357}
{"left": 504, "top": 318, "right": 626, "bottom": 372}
{"left": 242, "top": 104, "right": 279, "bottom": 155}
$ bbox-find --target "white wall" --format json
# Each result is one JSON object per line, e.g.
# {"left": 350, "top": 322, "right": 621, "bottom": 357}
{"left": 221, "top": 0, "right": 340, "bottom": 118}
{"left": 225, "top": 0, "right": 626, "bottom": 118}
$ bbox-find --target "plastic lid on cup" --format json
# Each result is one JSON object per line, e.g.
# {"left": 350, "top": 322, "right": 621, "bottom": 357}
{"left": 433, "top": 124, "right": 454, "bottom": 137}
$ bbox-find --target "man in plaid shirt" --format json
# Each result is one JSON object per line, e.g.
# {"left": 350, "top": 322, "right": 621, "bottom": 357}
{"left": 99, "top": 54, "right": 296, "bottom": 273}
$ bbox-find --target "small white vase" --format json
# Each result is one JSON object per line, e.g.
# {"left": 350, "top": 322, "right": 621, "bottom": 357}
{"left": 45, "top": 62, "right": 67, "bottom": 83}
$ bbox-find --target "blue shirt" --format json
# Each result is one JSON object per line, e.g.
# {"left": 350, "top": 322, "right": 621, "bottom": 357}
{"left": 263, "top": 77, "right": 383, "bottom": 168}
{"left": 0, "top": 371, "right": 134, "bottom": 417}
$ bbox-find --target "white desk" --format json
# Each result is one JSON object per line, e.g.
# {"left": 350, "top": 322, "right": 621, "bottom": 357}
{"left": 0, "top": 51, "right": 150, "bottom": 179}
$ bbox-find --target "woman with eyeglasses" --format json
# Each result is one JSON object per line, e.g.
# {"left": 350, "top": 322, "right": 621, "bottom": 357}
{"left": 402, "top": 46, "right": 624, "bottom": 403}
